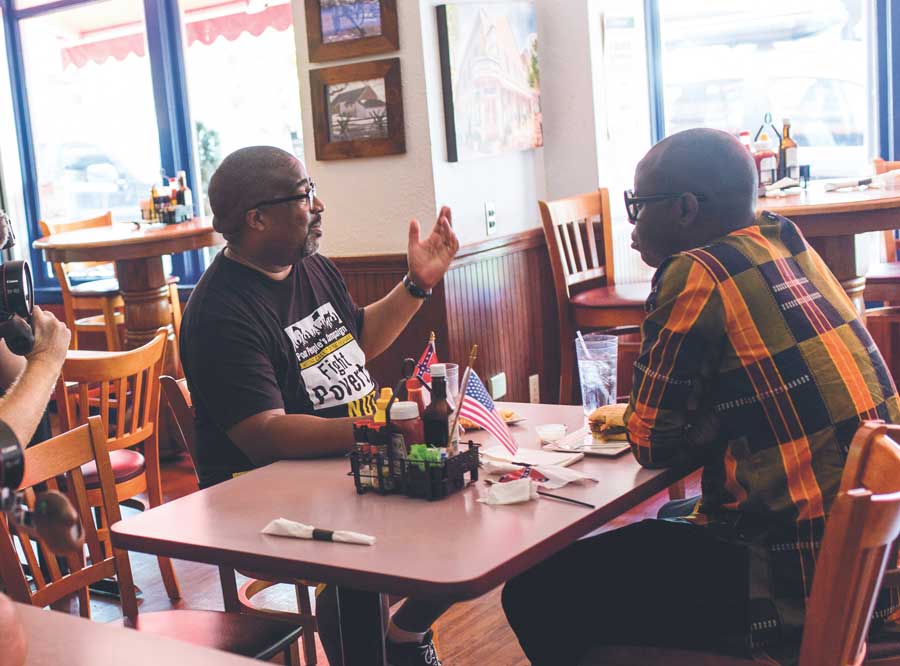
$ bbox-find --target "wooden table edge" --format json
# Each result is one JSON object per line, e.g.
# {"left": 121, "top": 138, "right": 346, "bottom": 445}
{"left": 110, "top": 464, "right": 692, "bottom": 601}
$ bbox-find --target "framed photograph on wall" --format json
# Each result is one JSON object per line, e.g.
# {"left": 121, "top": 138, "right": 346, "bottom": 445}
{"left": 436, "top": 2, "right": 543, "bottom": 162}
{"left": 306, "top": 0, "right": 400, "bottom": 62}
{"left": 309, "top": 57, "right": 406, "bottom": 160}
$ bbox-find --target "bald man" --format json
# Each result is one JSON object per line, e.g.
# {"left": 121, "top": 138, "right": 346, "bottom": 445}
{"left": 180, "top": 146, "right": 457, "bottom": 666}
{"left": 502, "top": 129, "right": 900, "bottom": 665}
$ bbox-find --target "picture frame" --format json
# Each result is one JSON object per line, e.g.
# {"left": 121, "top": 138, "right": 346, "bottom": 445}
{"left": 306, "top": 0, "right": 400, "bottom": 62}
{"left": 436, "top": 2, "right": 543, "bottom": 162}
{"left": 309, "top": 57, "right": 406, "bottom": 161}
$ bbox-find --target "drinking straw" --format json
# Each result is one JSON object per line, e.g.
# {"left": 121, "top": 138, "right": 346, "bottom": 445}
{"left": 576, "top": 330, "right": 593, "bottom": 359}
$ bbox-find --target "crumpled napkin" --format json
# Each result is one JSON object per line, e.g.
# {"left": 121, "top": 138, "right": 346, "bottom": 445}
{"left": 482, "top": 460, "right": 598, "bottom": 491}
{"left": 261, "top": 518, "right": 376, "bottom": 546}
{"left": 478, "top": 478, "right": 538, "bottom": 505}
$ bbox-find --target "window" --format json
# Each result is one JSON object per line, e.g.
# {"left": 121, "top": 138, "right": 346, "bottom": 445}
{"left": 179, "top": 0, "right": 304, "bottom": 218}
{"left": 1, "top": 0, "right": 305, "bottom": 295}
{"left": 657, "top": 0, "right": 874, "bottom": 178}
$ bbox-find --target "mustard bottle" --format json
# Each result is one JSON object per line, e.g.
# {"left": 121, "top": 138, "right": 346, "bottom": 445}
{"left": 373, "top": 387, "right": 394, "bottom": 423}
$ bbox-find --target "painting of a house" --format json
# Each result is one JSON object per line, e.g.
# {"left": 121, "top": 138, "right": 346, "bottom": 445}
{"left": 327, "top": 78, "right": 389, "bottom": 142}
{"left": 438, "top": 2, "right": 542, "bottom": 161}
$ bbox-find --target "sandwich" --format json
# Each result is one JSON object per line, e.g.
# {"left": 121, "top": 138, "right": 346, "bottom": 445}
{"left": 588, "top": 403, "right": 628, "bottom": 441}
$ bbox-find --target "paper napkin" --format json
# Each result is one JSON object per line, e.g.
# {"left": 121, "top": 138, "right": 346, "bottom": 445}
{"left": 261, "top": 518, "right": 376, "bottom": 546}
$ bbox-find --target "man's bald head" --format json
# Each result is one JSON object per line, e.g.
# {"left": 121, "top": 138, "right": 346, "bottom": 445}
{"left": 637, "top": 128, "right": 758, "bottom": 216}
{"left": 629, "top": 129, "right": 759, "bottom": 267}
{"left": 209, "top": 146, "right": 306, "bottom": 241}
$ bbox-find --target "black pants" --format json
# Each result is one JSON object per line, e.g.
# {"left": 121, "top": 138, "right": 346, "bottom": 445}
{"left": 502, "top": 519, "right": 751, "bottom": 666}
{"left": 316, "top": 586, "right": 450, "bottom": 664}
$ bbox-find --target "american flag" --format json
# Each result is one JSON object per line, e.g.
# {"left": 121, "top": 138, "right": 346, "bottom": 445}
{"left": 415, "top": 339, "right": 438, "bottom": 383}
{"left": 460, "top": 370, "right": 518, "bottom": 455}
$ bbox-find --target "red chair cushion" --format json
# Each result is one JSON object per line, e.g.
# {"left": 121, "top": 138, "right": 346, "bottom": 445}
{"left": 81, "top": 449, "right": 145, "bottom": 489}
{"left": 69, "top": 278, "right": 121, "bottom": 297}
{"left": 115, "top": 609, "right": 302, "bottom": 660}
{"left": 570, "top": 282, "right": 651, "bottom": 309}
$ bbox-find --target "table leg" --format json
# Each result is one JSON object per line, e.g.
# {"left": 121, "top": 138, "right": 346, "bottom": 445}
{"left": 115, "top": 256, "right": 181, "bottom": 376}
{"left": 115, "top": 256, "right": 182, "bottom": 458}
{"left": 334, "top": 586, "right": 386, "bottom": 666}
{"left": 808, "top": 235, "right": 866, "bottom": 315}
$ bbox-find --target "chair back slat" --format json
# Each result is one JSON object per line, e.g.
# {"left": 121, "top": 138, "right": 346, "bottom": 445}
{"left": 539, "top": 190, "right": 615, "bottom": 306}
{"left": 0, "top": 418, "right": 138, "bottom": 615}
{"left": 798, "top": 426, "right": 900, "bottom": 666}
{"left": 39, "top": 213, "right": 115, "bottom": 290}
{"left": 160, "top": 375, "right": 199, "bottom": 466}
{"left": 56, "top": 331, "right": 167, "bottom": 455}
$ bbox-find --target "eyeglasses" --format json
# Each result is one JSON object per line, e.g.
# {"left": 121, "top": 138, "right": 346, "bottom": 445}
{"left": 623, "top": 189, "right": 707, "bottom": 222}
{"left": 249, "top": 182, "right": 317, "bottom": 212}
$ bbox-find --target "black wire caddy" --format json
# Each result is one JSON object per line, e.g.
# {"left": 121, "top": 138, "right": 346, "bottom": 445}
{"left": 348, "top": 357, "right": 480, "bottom": 501}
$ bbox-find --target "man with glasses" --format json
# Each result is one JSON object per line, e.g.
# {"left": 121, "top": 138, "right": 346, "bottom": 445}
{"left": 503, "top": 128, "right": 900, "bottom": 665}
{"left": 180, "top": 146, "right": 457, "bottom": 666}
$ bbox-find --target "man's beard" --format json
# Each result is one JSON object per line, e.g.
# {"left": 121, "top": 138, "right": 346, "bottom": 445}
{"left": 299, "top": 214, "right": 322, "bottom": 258}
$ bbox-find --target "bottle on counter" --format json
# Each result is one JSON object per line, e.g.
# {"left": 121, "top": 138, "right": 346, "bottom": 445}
{"left": 389, "top": 401, "right": 423, "bottom": 458}
{"left": 422, "top": 364, "right": 452, "bottom": 454}
{"left": 406, "top": 378, "right": 428, "bottom": 414}
{"left": 176, "top": 170, "right": 193, "bottom": 209}
{"left": 778, "top": 119, "right": 799, "bottom": 181}
{"left": 738, "top": 130, "right": 753, "bottom": 153}
{"left": 753, "top": 133, "right": 778, "bottom": 195}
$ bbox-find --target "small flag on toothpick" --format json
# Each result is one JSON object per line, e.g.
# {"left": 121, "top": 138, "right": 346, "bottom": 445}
{"left": 459, "top": 370, "right": 518, "bottom": 456}
{"left": 415, "top": 331, "right": 438, "bottom": 383}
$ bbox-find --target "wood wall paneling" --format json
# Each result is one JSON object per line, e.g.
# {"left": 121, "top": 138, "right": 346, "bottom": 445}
{"left": 335, "top": 229, "right": 562, "bottom": 404}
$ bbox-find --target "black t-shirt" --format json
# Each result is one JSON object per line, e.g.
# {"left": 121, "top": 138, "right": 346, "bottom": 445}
{"left": 180, "top": 252, "right": 376, "bottom": 488}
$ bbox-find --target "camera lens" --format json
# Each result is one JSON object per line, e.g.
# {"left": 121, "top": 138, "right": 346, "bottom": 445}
{"left": 0, "top": 260, "right": 33, "bottom": 318}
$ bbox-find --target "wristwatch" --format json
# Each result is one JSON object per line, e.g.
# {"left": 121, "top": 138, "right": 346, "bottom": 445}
{"left": 403, "top": 273, "right": 432, "bottom": 299}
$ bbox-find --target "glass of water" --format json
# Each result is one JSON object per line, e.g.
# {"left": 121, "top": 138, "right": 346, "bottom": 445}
{"left": 575, "top": 334, "right": 618, "bottom": 416}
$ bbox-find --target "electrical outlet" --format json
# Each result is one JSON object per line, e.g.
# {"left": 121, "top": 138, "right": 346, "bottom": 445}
{"left": 529, "top": 374, "right": 540, "bottom": 403}
{"left": 484, "top": 201, "right": 497, "bottom": 235}
{"left": 489, "top": 372, "right": 507, "bottom": 400}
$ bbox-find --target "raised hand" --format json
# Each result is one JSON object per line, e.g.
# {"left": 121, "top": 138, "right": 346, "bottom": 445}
{"left": 407, "top": 206, "right": 459, "bottom": 291}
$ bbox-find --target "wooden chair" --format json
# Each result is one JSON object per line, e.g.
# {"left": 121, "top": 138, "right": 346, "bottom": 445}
{"left": 0, "top": 416, "right": 302, "bottom": 663}
{"left": 39, "top": 214, "right": 182, "bottom": 351}
{"left": 538, "top": 189, "right": 651, "bottom": 405}
{"left": 160, "top": 375, "right": 319, "bottom": 665}
{"left": 863, "top": 159, "right": 900, "bottom": 384}
{"left": 54, "top": 330, "right": 179, "bottom": 601}
{"left": 578, "top": 421, "right": 900, "bottom": 666}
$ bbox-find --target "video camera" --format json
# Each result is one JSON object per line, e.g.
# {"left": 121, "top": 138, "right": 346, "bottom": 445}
{"left": 0, "top": 210, "right": 34, "bottom": 356}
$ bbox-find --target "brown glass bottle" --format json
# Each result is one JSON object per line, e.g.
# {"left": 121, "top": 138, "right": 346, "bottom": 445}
{"left": 422, "top": 364, "right": 451, "bottom": 448}
{"left": 779, "top": 119, "right": 799, "bottom": 180}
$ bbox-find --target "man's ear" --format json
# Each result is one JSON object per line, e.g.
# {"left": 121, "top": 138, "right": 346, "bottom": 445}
{"left": 676, "top": 193, "right": 701, "bottom": 228}
{"left": 245, "top": 208, "right": 266, "bottom": 232}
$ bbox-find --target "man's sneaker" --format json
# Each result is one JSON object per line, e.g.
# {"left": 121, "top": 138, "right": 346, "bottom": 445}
{"left": 386, "top": 629, "right": 443, "bottom": 666}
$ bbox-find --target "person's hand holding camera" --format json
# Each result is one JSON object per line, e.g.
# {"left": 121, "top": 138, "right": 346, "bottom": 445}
{"left": 25, "top": 306, "right": 70, "bottom": 372}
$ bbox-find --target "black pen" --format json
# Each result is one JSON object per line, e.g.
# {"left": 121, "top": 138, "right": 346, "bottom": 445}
{"left": 536, "top": 489, "right": 595, "bottom": 509}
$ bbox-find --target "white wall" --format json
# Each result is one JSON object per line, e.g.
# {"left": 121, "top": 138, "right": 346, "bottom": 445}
{"left": 292, "top": 0, "right": 438, "bottom": 256}
{"left": 420, "top": 0, "right": 547, "bottom": 245}
{"left": 536, "top": 0, "right": 603, "bottom": 200}
{"left": 292, "top": 0, "right": 601, "bottom": 254}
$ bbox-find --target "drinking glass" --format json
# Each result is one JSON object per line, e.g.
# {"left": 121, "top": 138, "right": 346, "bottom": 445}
{"left": 575, "top": 334, "right": 618, "bottom": 416}
{"left": 444, "top": 363, "right": 460, "bottom": 403}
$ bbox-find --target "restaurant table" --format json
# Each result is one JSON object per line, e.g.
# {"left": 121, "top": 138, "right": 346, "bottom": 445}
{"left": 33, "top": 218, "right": 222, "bottom": 375}
{"left": 764, "top": 186, "right": 900, "bottom": 313}
{"left": 14, "top": 601, "right": 258, "bottom": 665}
{"left": 111, "top": 401, "right": 690, "bottom": 665}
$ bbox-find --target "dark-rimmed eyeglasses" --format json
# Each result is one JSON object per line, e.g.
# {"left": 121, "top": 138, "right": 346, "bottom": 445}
{"left": 623, "top": 189, "right": 707, "bottom": 222}
{"left": 248, "top": 182, "right": 316, "bottom": 212}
